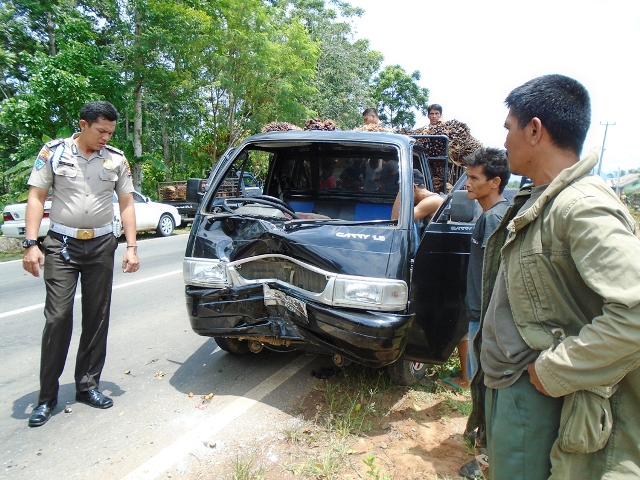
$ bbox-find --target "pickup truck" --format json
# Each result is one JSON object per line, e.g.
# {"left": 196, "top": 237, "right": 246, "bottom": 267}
{"left": 159, "top": 173, "right": 262, "bottom": 222}
{"left": 157, "top": 181, "right": 200, "bottom": 223}
{"left": 182, "top": 130, "right": 479, "bottom": 385}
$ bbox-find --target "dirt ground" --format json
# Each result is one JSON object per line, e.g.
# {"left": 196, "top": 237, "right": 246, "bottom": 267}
{"left": 185, "top": 368, "right": 476, "bottom": 480}
{"left": 291, "top": 377, "right": 473, "bottom": 480}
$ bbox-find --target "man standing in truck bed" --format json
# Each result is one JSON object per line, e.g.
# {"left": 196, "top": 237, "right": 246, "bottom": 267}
{"left": 468, "top": 74, "right": 640, "bottom": 479}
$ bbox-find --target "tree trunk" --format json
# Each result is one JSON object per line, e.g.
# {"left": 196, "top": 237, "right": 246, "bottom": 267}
{"left": 228, "top": 91, "right": 235, "bottom": 149}
{"left": 47, "top": 12, "right": 56, "bottom": 56}
{"left": 210, "top": 87, "right": 218, "bottom": 168}
{"left": 133, "top": 82, "right": 143, "bottom": 191}
{"left": 161, "top": 113, "right": 170, "bottom": 181}
{"left": 131, "top": 7, "right": 143, "bottom": 191}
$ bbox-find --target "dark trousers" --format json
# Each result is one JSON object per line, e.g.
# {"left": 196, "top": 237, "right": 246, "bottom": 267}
{"left": 38, "top": 231, "right": 118, "bottom": 403}
{"left": 485, "top": 371, "right": 564, "bottom": 480}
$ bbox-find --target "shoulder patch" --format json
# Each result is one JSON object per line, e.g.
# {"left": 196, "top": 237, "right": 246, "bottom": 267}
{"left": 45, "top": 138, "right": 65, "bottom": 148}
{"left": 35, "top": 146, "right": 52, "bottom": 170}
{"left": 104, "top": 144, "right": 124, "bottom": 155}
{"left": 123, "top": 158, "right": 132, "bottom": 178}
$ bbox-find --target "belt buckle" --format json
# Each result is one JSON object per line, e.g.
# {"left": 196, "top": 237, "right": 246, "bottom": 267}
{"left": 77, "top": 229, "right": 94, "bottom": 240}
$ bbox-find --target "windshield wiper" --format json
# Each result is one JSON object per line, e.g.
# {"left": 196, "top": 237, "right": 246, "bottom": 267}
{"left": 284, "top": 218, "right": 396, "bottom": 231}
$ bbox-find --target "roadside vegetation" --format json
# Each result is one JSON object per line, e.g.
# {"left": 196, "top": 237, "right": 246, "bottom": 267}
{"left": 1, "top": 0, "right": 431, "bottom": 205}
{"left": 205, "top": 354, "right": 473, "bottom": 480}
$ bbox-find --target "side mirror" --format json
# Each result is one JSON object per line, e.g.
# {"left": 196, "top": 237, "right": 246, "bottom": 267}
{"left": 186, "top": 178, "right": 204, "bottom": 203}
{"left": 449, "top": 189, "right": 476, "bottom": 222}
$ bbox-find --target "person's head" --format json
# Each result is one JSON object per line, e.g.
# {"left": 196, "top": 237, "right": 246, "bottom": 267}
{"left": 428, "top": 104, "right": 442, "bottom": 125}
{"left": 464, "top": 147, "right": 510, "bottom": 202}
{"left": 80, "top": 101, "right": 119, "bottom": 126}
{"left": 504, "top": 74, "right": 590, "bottom": 158}
{"left": 362, "top": 108, "right": 380, "bottom": 125}
{"left": 412, "top": 169, "right": 427, "bottom": 202}
{"left": 77, "top": 101, "right": 119, "bottom": 152}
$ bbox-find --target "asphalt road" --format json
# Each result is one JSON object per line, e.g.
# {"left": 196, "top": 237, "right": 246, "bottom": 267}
{"left": 0, "top": 234, "right": 318, "bottom": 479}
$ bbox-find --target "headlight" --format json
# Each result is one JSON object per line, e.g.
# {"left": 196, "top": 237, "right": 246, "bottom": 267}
{"left": 333, "top": 277, "right": 407, "bottom": 310}
{"left": 183, "top": 258, "right": 227, "bottom": 286}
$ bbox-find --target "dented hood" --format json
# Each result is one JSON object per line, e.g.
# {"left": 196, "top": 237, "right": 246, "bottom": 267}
{"left": 192, "top": 215, "right": 401, "bottom": 278}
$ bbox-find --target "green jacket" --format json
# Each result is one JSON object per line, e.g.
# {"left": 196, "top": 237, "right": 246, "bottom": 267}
{"left": 468, "top": 150, "right": 640, "bottom": 478}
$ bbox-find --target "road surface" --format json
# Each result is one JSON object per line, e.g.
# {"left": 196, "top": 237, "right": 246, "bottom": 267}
{"left": 0, "top": 234, "right": 318, "bottom": 479}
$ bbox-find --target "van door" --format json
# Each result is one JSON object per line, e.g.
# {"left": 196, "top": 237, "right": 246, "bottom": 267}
{"left": 402, "top": 187, "right": 477, "bottom": 364}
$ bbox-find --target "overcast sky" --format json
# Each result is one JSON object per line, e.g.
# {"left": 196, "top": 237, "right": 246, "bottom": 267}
{"left": 347, "top": 0, "right": 640, "bottom": 175}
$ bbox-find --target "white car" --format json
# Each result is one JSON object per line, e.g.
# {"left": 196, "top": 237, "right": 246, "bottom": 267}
{"left": 1, "top": 191, "right": 181, "bottom": 239}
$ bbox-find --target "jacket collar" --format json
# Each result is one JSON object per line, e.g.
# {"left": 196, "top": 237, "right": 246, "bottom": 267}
{"left": 510, "top": 148, "right": 599, "bottom": 231}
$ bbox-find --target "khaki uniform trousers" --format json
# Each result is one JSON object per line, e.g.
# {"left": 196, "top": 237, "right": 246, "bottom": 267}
{"left": 38, "top": 230, "right": 118, "bottom": 403}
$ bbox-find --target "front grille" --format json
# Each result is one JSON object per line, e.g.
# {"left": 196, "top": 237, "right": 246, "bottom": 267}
{"left": 235, "top": 257, "right": 328, "bottom": 293}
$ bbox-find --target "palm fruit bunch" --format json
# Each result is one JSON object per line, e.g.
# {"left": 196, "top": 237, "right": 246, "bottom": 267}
{"left": 413, "top": 119, "right": 482, "bottom": 167}
{"left": 304, "top": 118, "right": 338, "bottom": 131}
{"left": 261, "top": 122, "right": 302, "bottom": 133}
{"left": 352, "top": 123, "right": 395, "bottom": 133}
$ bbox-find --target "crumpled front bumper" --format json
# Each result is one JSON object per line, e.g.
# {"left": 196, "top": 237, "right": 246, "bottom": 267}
{"left": 185, "top": 283, "right": 414, "bottom": 367}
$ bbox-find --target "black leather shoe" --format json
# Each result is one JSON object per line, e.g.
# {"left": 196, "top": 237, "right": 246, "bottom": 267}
{"left": 75, "top": 389, "right": 113, "bottom": 409}
{"left": 28, "top": 399, "right": 58, "bottom": 427}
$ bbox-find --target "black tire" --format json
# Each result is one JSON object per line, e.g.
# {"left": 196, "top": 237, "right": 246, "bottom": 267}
{"left": 156, "top": 213, "right": 175, "bottom": 237}
{"left": 387, "top": 357, "right": 428, "bottom": 386}
{"left": 214, "top": 336, "right": 251, "bottom": 355}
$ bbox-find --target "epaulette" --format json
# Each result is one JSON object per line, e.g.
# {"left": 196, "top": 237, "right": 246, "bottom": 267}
{"left": 104, "top": 144, "right": 124, "bottom": 155}
{"left": 45, "top": 138, "right": 65, "bottom": 148}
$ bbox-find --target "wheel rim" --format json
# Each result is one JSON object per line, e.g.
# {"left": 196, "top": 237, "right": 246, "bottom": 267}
{"left": 160, "top": 216, "right": 173, "bottom": 234}
{"left": 411, "top": 362, "right": 425, "bottom": 373}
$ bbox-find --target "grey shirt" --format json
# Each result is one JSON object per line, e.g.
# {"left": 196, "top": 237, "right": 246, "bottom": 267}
{"left": 481, "top": 184, "right": 549, "bottom": 389}
{"left": 28, "top": 134, "right": 134, "bottom": 228}
{"left": 465, "top": 199, "right": 509, "bottom": 323}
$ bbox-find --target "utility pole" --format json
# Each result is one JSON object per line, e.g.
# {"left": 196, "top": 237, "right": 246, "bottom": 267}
{"left": 597, "top": 121, "right": 616, "bottom": 176}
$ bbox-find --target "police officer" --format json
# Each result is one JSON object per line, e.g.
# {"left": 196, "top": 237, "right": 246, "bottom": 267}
{"left": 23, "top": 101, "right": 139, "bottom": 427}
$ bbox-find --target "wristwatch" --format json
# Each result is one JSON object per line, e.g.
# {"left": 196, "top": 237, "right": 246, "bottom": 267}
{"left": 22, "top": 239, "right": 38, "bottom": 248}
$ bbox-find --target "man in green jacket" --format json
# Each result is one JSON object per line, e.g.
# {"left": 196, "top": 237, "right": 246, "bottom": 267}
{"left": 467, "top": 74, "right": 640, "bottom": 479}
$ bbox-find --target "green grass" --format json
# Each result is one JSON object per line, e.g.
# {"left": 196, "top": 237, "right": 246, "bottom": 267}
{"left": 0, "top": 251, "right": 22, "bottom": 262}
{"left": 362, "top": 453, "right": 392, "bottom": 480}
{"left": 225, "top": 448, "right": 266, "bottom": 480}
{"left": 283, "top": 436, "right": 350, "bottom": 479}
{"left": 318, "top": 365, "right": 396, "bottom": 437}
{"left": 440, "top": 396, "right": 473, "bottom": 419}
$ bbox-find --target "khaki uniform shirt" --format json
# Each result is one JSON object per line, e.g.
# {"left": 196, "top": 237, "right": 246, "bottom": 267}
{"left": 28, "top": 134, "right": 134, "bottom": 228}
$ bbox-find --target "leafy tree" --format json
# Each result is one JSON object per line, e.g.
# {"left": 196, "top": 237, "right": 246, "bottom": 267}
{"left": 0, "top": 0, "right": 419, "bottom": 203}
{"left": 0, "top": 0, "right": 122, "bottom": 196}
{"left": 278, "top": 0, "right": 383, "bottom": 129}
{"left": 196, "top": 0, "right": 319, "bottom": 166}
{"left": 371, "top": 65, "right": 430, "bottom": 129}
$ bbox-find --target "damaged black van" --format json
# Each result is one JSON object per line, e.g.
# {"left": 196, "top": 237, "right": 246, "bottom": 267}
{"left": 183, "top": 130, "right": 478, "bottom": 385}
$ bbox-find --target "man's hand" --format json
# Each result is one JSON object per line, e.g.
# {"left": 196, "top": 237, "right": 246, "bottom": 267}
{"left": 122, "top": 247, "right": 139, "bottom": 273}
{"left": 527, "top": 362, "right": 550, "bottom": 395}
{"left": 23, "top": 245, "right": 44, "bottom": 277}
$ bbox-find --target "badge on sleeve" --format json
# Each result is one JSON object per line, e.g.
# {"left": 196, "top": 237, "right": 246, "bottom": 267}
{"left": 35, "top": 148, "right": 51, "bottom": 170}
{"left": 123, "top": 158, "right": 132, "bottom": 178}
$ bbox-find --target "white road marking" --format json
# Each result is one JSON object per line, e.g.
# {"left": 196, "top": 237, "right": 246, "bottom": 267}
{"left": 112, "top": 270, "right": 182, "bottom": 289}
{"left": 0, "top": 270, "right": 181, "bottom": 319}
{"left": 121, "top": 354, "right": 315, "bottom": 480}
